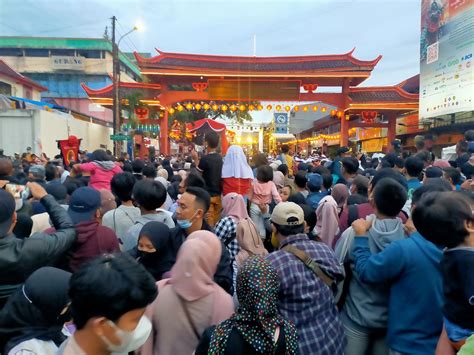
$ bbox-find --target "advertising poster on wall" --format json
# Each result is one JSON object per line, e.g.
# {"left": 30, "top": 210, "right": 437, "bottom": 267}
{"left": 419, "top": 0, "right": 473, "bottom": 120}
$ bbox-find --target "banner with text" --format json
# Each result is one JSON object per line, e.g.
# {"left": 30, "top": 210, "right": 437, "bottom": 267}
{"left": 419, "top": 0, "right": 473, "bottom": 120}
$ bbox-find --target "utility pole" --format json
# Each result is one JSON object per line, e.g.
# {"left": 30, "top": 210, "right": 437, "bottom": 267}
{"left": 111, "top": 15, "right": 120, "bottom": 157}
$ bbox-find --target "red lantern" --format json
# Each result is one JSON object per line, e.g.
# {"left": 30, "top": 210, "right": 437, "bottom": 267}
{"left": 361, "top": 111, "right": 378, "bottom": 123}
{"left": 135, "top": 107, "right": 149, "bottom": 121}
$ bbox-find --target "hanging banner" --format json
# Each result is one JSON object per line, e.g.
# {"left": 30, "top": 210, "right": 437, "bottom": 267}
{"left": 57, "top": 135, "right": 81, "bottom": 166}
{"left": 419, "top": 0, "right": 474, "bottom": 120}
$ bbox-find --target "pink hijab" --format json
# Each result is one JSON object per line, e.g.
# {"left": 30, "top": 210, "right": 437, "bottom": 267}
{"left": 235, "top": 219, "right": 268, "bottom": 267}
{"left": 331, "top": 184, "right": 349, "bottom": 210}
{"left": 222, "top": 193, "right": 249, "bottom": 221}
{"left": 273, "top": 171, "right": 285, "bottom": 189}
{"left": 168, "top": 231, "right": 221, "bottom": 301}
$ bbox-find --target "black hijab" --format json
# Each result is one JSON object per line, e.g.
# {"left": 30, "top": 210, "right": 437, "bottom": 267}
{"left": 162, "top": 159, "right": 174, "bottom": 182}
{"left": 133, "top": 222, "right": 175, "bottom": 281}
{"left": 0, "top": 267, "right": 71, "bottom": 353}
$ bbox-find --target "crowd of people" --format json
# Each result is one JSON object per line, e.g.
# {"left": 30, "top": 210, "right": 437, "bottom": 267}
{"left": 0, "top": 128, "right": 473, "bottom": 355}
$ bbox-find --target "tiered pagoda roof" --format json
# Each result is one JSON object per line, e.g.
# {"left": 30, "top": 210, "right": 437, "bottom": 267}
{"left": 134, "top": 48, "right": 382, "bottom": 86}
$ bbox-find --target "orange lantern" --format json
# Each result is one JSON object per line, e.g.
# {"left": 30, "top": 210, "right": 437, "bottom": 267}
{"left": 221, "top": 104, "right": 228, "bottom": 111}
{"left": 248, "top": 104, "right": 255, "bottom": 111}
{"left": 257, "top": 104, "right": 263, "bottom": 110}
{"left": 266, "top": 104, "right": 272, "bottom": 110}
{"left": 276, "top": 105, "right": 282, "bottom": 111}
{"left": 312, "top": 105, "right": 318, "bottom": 112}
{"left": 239, "top": 104, "right": 246, "bottom": 111}
{"left": 285, "top": 105, "right": 291, "bottom": 112}
{"left": 337, "top": 111, "right": 343, "bottom": 118}
{"left": 303, "top": 106, "right": 308, "bottom": 112}
{"left": 293, "top": 106, "right": 299, "bottom": 112}
{"left": 177, "top": 105, "right": 184, "bottom": 112}
{"left": 321, "top": 107, "right": 327, "bottom": 112}
{"left": 211, "top": 104, "right": 218, "bottom": 111}
{"left": 203, "top": 103, "right": 210, "bottom": 110}
{"left": 185, "top": 103, "right": 193, "bottom": 110}
{"left": 168, "top": 107, "right": 175, "bottom": 114}
{"left": 330, "top": 109, "right": 337, "bottom": 116}
{"left": 195, "top": 103, "right": 202, "bottom": 110}
{"left": 230, "top": 104, "right": 237, "bottom": 112}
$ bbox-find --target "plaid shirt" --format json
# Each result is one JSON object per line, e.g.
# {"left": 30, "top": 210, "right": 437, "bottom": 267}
{"left": 214, "top": 216, "right": 240, "bottom": 260}
{"left": 267, "top": 234, "right": 346, "bottom": 355}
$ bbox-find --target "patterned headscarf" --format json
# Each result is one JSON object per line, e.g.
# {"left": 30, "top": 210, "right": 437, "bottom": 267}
{"left": 208, "top": 256, "right": 298, "bottom": 354}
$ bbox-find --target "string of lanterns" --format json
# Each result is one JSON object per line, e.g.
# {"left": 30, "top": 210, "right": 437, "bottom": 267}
{"left": 286, "top": 128, "right": 357, "bottom": 145}
{"left": 167, "top": 102, "right": 342, "bottom": 115}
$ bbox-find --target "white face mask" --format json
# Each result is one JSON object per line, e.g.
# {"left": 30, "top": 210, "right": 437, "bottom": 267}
{"left": 101, "top": 315, "right": 152, "bottom": 353}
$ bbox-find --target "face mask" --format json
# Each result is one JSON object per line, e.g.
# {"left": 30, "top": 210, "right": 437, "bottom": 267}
{"left": 177, "top": 211, "right": 197, "bottom": 229}
{"left": 100, "top": 315, "right": 152, "bottom": 353}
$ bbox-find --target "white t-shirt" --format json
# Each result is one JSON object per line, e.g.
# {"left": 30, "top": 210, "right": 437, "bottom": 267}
{"left": 102, "top": 205, "right": 141, "bottom": 242}
{"left": 8, "top": 339, "right": 58, "bottom": 355}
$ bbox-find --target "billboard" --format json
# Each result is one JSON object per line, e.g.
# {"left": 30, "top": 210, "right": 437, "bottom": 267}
{"left": 419, "top": 0, "right": 473, "bottom": 120}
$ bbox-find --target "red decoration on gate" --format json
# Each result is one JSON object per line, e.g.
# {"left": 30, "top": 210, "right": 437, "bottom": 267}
{"left": 192, "top": 82, "right": 208, "bottom": 92}
{"left": 135, "top": 107, "right": 149, "bottom": 121}
{"left": 302, "top": 84, "right": 318, "bottom": 93}
{"left": 361, "top": 111, "right": 377, "bottom": 123}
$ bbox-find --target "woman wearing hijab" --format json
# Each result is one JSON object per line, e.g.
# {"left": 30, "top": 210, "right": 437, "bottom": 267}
{"left": 222, "top": 145, "right": 254, "bottom": 197}
{"left": 196, "top": 256, "right": 298, "bottom": 355}
{"left": 130, "top": 222, "right": 175, "bottom": 281}
{"left": 141, "top": 231, "right": 234, "bottom": 355}
{"left": 331, "top": 183, "right": 349, "bottom": 216}
{"left": 315, "top": 184, "right": 348, "bottom": 249}
{"left": 0, "top": 267, "right": 71, "bottom": 355}
{"left": 215, "top": 193, "right": 249, "bottom": 260}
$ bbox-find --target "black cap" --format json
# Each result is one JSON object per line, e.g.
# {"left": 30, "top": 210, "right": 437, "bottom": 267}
{"left": 337, "top": 146, "right": 351, "bottom": 155}
{"left": 0, "top": 189, "right": 16, "bottom": 223}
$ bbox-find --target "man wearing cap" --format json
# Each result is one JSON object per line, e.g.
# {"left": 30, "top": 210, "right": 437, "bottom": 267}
{"left": 306, "top": 173, "right": 328, "bottom": 209}
{"left": 0, "top": 181, "right": 76, "bottom": 306}
{"left": 28, "top": 164, "right": 46, "bottom": 185}
{"left": 58, "top": 187, "right": 119, "bottom": 272}
{"left": 267, "top": 202, "right": 345, "bottom": 355}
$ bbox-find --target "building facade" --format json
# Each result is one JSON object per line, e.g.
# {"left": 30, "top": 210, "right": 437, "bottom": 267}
{"left": 0, "top": 37, "right": 141, "bottom": 123}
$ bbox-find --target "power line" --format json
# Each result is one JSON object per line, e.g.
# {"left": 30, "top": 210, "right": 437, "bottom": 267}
{"left": 116, "top": 20, "right": 140, "bottom": 53}
{"left": 0, "top": 18, "right": 108, "bottom": 36}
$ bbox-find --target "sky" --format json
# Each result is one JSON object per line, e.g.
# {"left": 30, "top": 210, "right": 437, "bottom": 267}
{"left": 0, "top": 0, "right": 422, "bottom": 124}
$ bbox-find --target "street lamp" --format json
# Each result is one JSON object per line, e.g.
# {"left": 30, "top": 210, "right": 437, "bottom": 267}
{"left": 111, "top": 16, "right": 141, "bottom": 157}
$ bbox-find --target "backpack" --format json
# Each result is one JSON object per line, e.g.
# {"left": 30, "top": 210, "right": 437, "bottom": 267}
{"left": 333, "top": 227, "right": 356, "bottom": 309}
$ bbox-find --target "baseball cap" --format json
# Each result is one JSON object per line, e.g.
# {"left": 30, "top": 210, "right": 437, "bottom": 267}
{"left": 0, "top": 189, "right": 16, "bottom": 223}
{"left": 271, "top": 202, "right": 304, "bottom": 226}
{"left": 337, "top": 146, "right": 351, "bottom": 155}
{"left": 29, "top": 165, "right": 45, "bottom": 179}
{"left": 67, "top": 187, "right": 101, "bottom": 224}
{"left": 307, "top": 173, "right": 323, "bottom": 190}
{"left": 425, "top": 166, "right": 443, "bottom": 178}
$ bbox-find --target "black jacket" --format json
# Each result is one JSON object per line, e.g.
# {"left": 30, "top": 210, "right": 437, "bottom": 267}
{"left": 169, "top": 221, "right": 233, "bottom": 294}
{"left": 0, "top": 195, "right": 76, "bottom": 302}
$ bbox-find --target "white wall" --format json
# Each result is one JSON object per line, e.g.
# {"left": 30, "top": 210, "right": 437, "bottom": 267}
{"left": 0, "top": 109, "right": 112, "bottom": 157}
